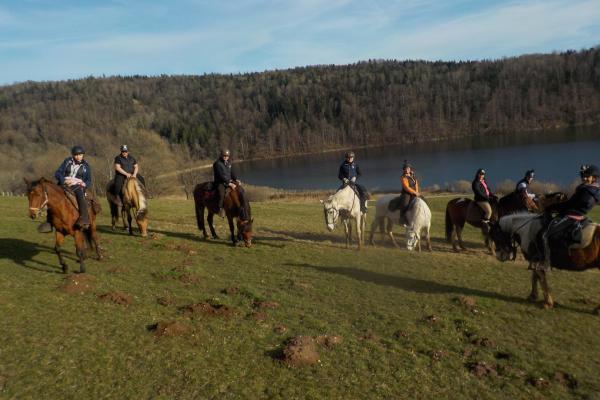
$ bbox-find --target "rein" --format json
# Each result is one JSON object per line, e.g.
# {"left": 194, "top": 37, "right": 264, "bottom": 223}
{"left": 29, "top": 182, "right": 49, "bottom": 217}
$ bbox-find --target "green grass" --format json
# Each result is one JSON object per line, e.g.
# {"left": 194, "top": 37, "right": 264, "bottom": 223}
{"left": 1, "top": 195, "right": 600, "bottom": 399}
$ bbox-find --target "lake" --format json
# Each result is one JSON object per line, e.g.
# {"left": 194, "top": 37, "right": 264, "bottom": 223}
{"left": 236, "top": 127, "right": 600, "bottom": 191}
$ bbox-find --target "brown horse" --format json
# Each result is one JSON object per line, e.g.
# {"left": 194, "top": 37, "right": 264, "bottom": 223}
{"left": 490, "top": 213, "right": 600, "bottom": 311}
{"left": 445, "top": 192, "right": 567, "bottom": 253}
{"left": 25, "top": 178, "right": 101, "bottom": 273}
{"left": 106, "top": 177, "right": 148, "bottom": 237}
{"left": 193, "top": 182, "right": 253, "bottom": 247}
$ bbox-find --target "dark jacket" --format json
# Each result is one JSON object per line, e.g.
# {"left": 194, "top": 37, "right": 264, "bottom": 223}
{"left": 114, "top": 154, "right": 137, "bottom": 175}
{"left": 338, "top": 161, "right": 361, "bottom": 181}
{"left": 472, "top": 179, "right": 492, "bottom": 202}
{"left": 55, "top": 157, "right": 92, "bottom": 188}
{"left": 213, "top": 158, "right": 237, "bottom": 185}
{"left": 554, "top": 183, "right": 600, "bottom": 216}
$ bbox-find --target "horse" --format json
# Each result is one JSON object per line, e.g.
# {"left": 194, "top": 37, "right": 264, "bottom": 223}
{"left": 106, "top": 177, "right": 148, "bottom": 237}
{"left": 368, "top": 195, "right": 432, "bottom": 251}
{"left": 193, "top": 182, "right": 253, "bottom": 247}
{"left": 320, "top": 184, "right": 366, "bottom": 250}
{"left": 24, "top": 178, "right": 101, "bottom": 273}
{"left": 445, "top": 192, "right": 567, "bottom": 253}
{"left": 489, "top": 213, "right": 600, "bottom": 311}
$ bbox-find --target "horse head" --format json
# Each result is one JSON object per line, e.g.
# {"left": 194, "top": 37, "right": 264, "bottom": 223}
{"left": 406, "top": 229, "right": 420, "bottom": 251}
{"left": 24, "top": 177, "right": 49, "bottom": 219}
{"left": 489, "top": 220, "right": 517, "bottom": 262}
{"left": 237, "top": 218, "right": 253, "bottom": 247}
{"left": 320, "top": 198, "right": 338, "bottom": 231}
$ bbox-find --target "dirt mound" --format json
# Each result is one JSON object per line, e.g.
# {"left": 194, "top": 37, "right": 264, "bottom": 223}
{"left": 222, "top": 286, "right": 239, "bottom": 295}
{"left": 394, "top": 330, "right": 409, "bottom": 339}
{"left": 287, "top": 280, "right": 313, "bottom": 291}
{"left": 468, "top": 361, "right": 498, "bottom": 378}
{"left": 528, "top": 377, "right": 550, "bottom": 389}
{"left": 273, "top": 325, "right": 287, "bottom": 334}
{"left": 314, "top": 335, "right": 342, "bottom": 348}
{"left": 282, "top": 336, "right": 320, "bottom": 366}
{"left": 98, "top": 291, "right": 132, "bottom": 306}
{"left": 430, "top": 350, "right": 447, "bottom": 361}
{"left": 456, "top": 296, "right": 476, "bottom": 308}
{"left": 553, "top": 371, "right": 577, "bottom": 389}
{"left": 181, "top": 302, "right": 236, "bottom": 318}
{"left": 149, "top": 320, "right": 191, "bottom": 338}
{"left": 358, "top": 330, "right": 379, "bottom": 342}
{"left": 156, "top": 295, "right": 177, "bottom": 306}
{"left": 58, "top": 274, "right": 94, "bottom": 295}
{"left": 178, "top": 273, "right": 201, "bottom": 285}
{"left": 472, "top": 337, "right": 496, "bottom": 348}
{"left": 253, "top": 300, "right": 279, "bottom": 309}
{"left": 249, "top": 311, "right": 268, "bottom": 321}
{"left": 424, "top": 315, "right": 440, "bottom": 324}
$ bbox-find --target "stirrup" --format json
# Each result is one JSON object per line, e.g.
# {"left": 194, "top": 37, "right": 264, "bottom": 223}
{"left": 37, "top": 222, "right": 53, "bottom": 233}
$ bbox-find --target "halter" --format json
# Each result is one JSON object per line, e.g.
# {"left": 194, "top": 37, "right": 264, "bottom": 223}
{"left": 28, "top": 181, "right": 49, "bottom": 217}
{"left": 323, "top": 201, "right": 340, "bottom": 225}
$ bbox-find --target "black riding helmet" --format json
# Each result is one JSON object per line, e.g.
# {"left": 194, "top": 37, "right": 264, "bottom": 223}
{"left": 71, "top": 145, "right": 85, "bottom": 156}
{"left": 525, "top": 169, "right": 535, "bottom": 179}
{"left": 582, "top": 164, "right": 600, "bottom": 178}
{"left": 221, "top": 149, "right": 230, "bottom": 157}
{"left": 475, "top": 168, "right": 486, "bottom": 179}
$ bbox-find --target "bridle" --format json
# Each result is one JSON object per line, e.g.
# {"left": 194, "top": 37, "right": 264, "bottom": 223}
{"left": 28, "top": 182, "right": 49, "bottom": 218}
{"left": 323, "top": 202, "right": 339, "bottom": 225}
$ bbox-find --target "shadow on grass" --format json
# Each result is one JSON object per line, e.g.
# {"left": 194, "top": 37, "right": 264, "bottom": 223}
{"left": 260, "top": 227, "right": 347, "bottom": 245}
{"left": 0, "top": 238, "right": 64, "bottom": 273}
{"left": 284, "top": 262, "right": 590, "bottom": 314}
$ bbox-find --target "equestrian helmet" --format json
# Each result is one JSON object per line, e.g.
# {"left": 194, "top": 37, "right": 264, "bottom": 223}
{"left": 525, "top": 169, "right": 535, "bottom": 179}
{"left": 580, "top": 164, "right": 589, "bottom": 178}
{"left": 221, "top": 149, "right": 231, "bottom": 157}
{"left": 476, "top": 168, "right": 486, "bottom": 176}
{"left": 71, "top": 145, "right": 85, "bottom": 155}
{"left": 345, "top": 151, "right": 355, "bottom": 158}
{"left": 583, "top": 164, "right": 600, "bottom": 177}
{"left": 402, "top": 160, "right": 412, "bottom": 169}
{"left": 120, "top": 144, "right": 128, "bottom": 152}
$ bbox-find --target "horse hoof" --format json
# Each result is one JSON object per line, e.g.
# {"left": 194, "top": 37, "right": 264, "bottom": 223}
{"left": 543, "top": 302, "right": 554, "bottom": 310}
{"left": 62, "top": 264, "right": 68, "bottom": 274}
{"left": 527, "top": 295, "right": 538, "bottom": 303}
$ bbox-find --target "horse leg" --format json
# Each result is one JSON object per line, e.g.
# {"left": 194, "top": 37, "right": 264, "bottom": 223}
{"left": 90, "top": 223, "right": 102, "bottom": 260}
{"left": 527, "top": 270, "right": 539, "bottom": 302}
{"left": 207, "top": 212, "right": 218, "bottom": 239}
{"left": 355, "top": 216, "right": 362, "bottom": 250}
{"left": 74, "top": 230, "right": 86, "bottom": 273}
{"left": 126, "top": 208, "right": 134, "bottom": 235}
{"left": 55, "top": 231, "right": 68, "bottom": 273}
{"left": 228, "top": 216, "right": 237, "bottom": 245}
{"left": 538, "top": 270, "right": 554, "bottom": 309}
{"left": 120, "top": 207, "right": 127, "bottom": 230}
{"left": 368, "top": 218, "right": 378, "bottom": 245}
{"left": 456, "top": 226, "right": 467, "bottom": 251}
{"left": 426, "top": 226, "right": 433, "bottom": 252}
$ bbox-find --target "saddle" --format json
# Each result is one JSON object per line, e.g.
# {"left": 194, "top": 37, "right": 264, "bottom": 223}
{"left": 200, "top": 182, "right": 230, "bottom": 200}
{"left": 466, "top": 202, "right": 484, "bottom": 224}
{"left": 64, "top": 187, "right": 101, "bottom": 214}
{"left": 545, "top": 216, "right": 594, "bottom": 250}
{"left": 388, "top": 195, "right": 416, "bottom": 212}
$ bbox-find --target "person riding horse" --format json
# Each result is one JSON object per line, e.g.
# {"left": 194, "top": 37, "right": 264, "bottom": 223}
{"left": 38, "top": 146, "right": 92, "bottom": 232}
{"left": 515, "top": 169, "right": 537, "bottom": 202}
{"left": 213, "top": 149, "right": 239, "bottom": 218}
{"left": 542, "top": 165, "right": 600, "bottom": 266}
{"left": 472, "top": 168, "right": 496, "bottom": 226}
{"left": 338, "top": 151, "right": 368, "bottom": 213}
{"left": 111, "top": 145, "right": 145, "bottom": 204}
{"left": 397, "top": 160, "right": 420, "bottom": 225}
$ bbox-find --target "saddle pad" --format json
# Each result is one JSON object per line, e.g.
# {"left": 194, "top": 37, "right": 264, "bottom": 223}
{"left": 63, "top": 188, "right": 99, "bottom": 214}
{"left": 466, "top": 202, "right": 483, "bottom": 223}
{"left": 569, "top": 223, "right": 599, "bottom": 249}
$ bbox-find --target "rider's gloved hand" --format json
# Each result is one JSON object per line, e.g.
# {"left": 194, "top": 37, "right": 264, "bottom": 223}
{"left": 343, "top": 178, "right": 349, "bottom": 184}
{"left": 351, "top": 177, "right": 356, "bottom": 183}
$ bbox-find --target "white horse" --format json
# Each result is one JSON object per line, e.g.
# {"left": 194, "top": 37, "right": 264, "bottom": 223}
{"left": 320, "top": 185, "right": 366, "bottom": 249}
{"left": 368, "top": 194, "right": 432, "bottom": 251}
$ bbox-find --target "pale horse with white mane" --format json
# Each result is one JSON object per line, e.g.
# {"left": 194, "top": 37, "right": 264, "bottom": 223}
{"left": 320, "top": 185, "right": 367, "bottom": 249}
{"left": 368, "top": 194, "right": 432, "bottom": 251}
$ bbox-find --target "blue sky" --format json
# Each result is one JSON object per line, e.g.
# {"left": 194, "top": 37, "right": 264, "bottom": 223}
{"left": 1, "top": 0, "right": 599, "bottom": 85}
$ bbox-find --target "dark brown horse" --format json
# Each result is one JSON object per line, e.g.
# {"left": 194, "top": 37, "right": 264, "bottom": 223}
{"left": 25, "top": 178, "right": 101, "bottom": 273}
{"left": 193, "top": 183, "right": 253, "bottom": 247}
{"left": 445, "top": 192, "right": 567, "bottom": 253}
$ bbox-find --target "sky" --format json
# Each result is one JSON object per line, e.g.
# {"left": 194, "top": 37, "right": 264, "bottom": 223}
{"left": 0, "top": 0, "right": 599, "bottom": 85}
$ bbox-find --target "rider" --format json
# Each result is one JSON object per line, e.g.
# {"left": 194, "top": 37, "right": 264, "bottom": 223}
{"left": 338, "top": 151, "right": 368, "bottom": 213}
{"left": 213, "top": 149, "right": 238, "bottom": 218}
{"left": 55, "top": 145, "right": 92, "bottom": 229}
{"left": 398, "top": 160, "right": 420, "bottom": 225}
{"left": 112, "top": 145, "right": 145, "bottom": 203}
{"left": 542, "top": 165, "right": 600, "bottom": 265}
{"left": 515, "top": 169, "right": 537, "bottom": 201}
{"left": 472, "top": 168, "right": 495, "bottom": 225}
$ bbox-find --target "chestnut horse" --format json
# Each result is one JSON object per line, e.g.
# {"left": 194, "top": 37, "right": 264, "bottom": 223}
{"left": 490, "top": 213, "right": 600, "bottom": 311}
{"left": 25, "top": 178, "right": 101, "bottom": 273}
{"left": 193, "top": 182, "right": 253, "bottom": 247}
{"left": 445, "top": 192, "right": 566, "bottom": 253}
{"left": 106, "top": 177, "right": 148, "bottom": 237}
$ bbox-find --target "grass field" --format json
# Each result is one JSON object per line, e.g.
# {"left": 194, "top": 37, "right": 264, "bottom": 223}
{"left": 1, "top": 195, "right": 600, "bottom": 399}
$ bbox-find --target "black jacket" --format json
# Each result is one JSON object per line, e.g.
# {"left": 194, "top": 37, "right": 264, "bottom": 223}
{"left": 554, "top": 183, "right": 600, "bottom": 216}
{"left": 472, "top": 179, "right": 493, "bottom": 202}
{"left": 338, "top": 161, "right": 361, "bottom": 181}
{"left": 213, "top": 158, "right": 237, "bottom": 185}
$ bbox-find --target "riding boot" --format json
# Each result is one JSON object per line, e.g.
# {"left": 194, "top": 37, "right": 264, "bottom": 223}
{"left": 74, "top": 189, "right": 90, "bottom": 229}
{"left": 38, "top": 210, "right": 53, "bottom": 233}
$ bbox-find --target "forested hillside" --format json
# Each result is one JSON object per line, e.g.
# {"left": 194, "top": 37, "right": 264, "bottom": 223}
{"left": 1, "top": 47, "right": 600, "bottom": 193}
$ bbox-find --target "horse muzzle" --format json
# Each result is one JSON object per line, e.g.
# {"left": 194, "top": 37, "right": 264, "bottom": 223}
{"left": 28, "top": 208, "right": 40, "bottom": 219}
{"left": 496, "top": 250, "right": 511, "bottom": 262}
{"left": 326, "top": 223, "right": 335, "bottom": 231}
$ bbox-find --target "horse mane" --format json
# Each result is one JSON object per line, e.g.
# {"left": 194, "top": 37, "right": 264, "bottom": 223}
{"left": 235, "top": 186, "right": 251, "bottom": 221}
{"left": 124, "top": 178, "right": 147, "bottom": 219}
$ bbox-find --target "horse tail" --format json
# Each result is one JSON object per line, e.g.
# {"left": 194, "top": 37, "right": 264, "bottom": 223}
{"left": 445, "top": 202, "right": 453, "bottom": 243}
{"left": 193, "top": 185, "right": 205, "bottom": 231}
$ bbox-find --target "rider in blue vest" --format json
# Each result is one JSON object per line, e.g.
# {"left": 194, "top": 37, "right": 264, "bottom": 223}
{"left": 515, "top": 169, "right": 537, "bottom": 201}
{"left": 338, "top": 151, "right": 368, "bottom": 213}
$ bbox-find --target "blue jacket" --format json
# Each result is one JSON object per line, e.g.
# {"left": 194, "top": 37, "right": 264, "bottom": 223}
{"left": 338, "top": 161, "right": 361, "bottom": 181}
{"left": 555, "top": 183, "right": 600, "bottom": 216}
{"left": 55, "top": 157, "right": 92, "bottom": 188}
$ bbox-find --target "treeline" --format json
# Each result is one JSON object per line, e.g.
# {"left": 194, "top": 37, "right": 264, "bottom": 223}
{"left": 1, "top": 47, "right": 600, "bottom": 193}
